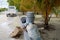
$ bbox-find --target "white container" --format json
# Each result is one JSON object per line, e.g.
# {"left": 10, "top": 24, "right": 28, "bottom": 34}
{"left": 24, "top": 31, "right": 31, "bottom": 40}
{"left": 26, "top": 23, "right": 42, "bottom": 40}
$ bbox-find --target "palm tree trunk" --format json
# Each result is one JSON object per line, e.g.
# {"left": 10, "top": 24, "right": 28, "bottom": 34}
{"left": 44, "top": 0, "right": 49, "bottom": 29}
{"left": 44, "top": 10, "right": 49, "bottom": 28}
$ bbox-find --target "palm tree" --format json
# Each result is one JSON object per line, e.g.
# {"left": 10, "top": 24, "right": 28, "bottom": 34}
{"left": 36, "top": 0, "right": 60, "bottom": 30}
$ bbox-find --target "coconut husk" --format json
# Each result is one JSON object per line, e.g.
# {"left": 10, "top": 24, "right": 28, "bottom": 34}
{"left": 10, "top": 27, "right": 23, "bottom": 38}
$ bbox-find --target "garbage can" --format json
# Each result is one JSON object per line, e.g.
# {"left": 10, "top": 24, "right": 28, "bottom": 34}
{"left": 26, "top": 12, "right": 35, "bottom": 24}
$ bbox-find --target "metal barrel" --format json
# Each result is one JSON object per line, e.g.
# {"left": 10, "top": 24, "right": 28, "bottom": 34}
{"left": 26, "top": 12, "right": 35, "bottom": 24}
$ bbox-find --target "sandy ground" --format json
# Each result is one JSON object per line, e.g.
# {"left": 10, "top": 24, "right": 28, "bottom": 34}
{"left": 41, "top": 18, "right": 60, "bottom": 40}
{"left": 0, "top": 14, "right": 60, "bottom": 40}
{"left": 0, "top": 14, "right": 23, "bottom": 40}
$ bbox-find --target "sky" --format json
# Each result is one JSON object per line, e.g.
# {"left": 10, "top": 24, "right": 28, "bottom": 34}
{"left": 0, "top": 0, "right": 9, "bottom": 8}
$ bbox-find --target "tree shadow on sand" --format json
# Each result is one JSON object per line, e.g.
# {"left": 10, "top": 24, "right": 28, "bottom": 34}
{"left": 36, "top": 23, "right": 56, "bottom": 34}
